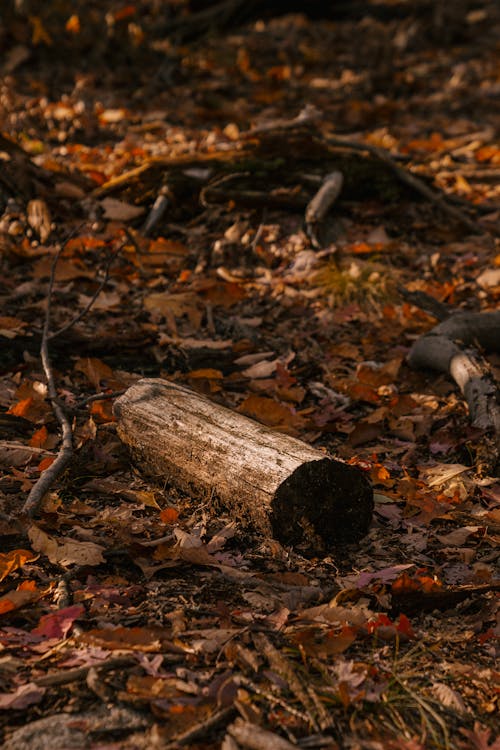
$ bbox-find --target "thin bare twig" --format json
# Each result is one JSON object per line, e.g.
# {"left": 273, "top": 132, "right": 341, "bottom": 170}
{"left": 22, "top": 241, "right": 76, "bottom": 518}
{"left": 75, "top": 389, "right": 127, "bottom": 408}
{"left": 164, "top": 706, "right": 236, "bottom": 749}
{"left": 22, "top": 233, "right": 118, "bottom": 518}
{"left": 34, "top": 656, "right": 138, "bottom": 688}
{"left": 49, "top": 248, "right": 116, "bottom": 340}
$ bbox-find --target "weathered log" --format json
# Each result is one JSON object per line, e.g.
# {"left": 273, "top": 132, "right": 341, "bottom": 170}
{"left": 113, "top": 378, "right": 373, "bottom": 549}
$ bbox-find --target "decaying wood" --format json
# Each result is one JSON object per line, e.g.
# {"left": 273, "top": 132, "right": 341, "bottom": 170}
{"left": 305, "top": 170, "right": 344, "bottom": 248}
{"left": 113, "top": 378, "right": 373, "bottom": 549}
{"left": 407, "top": 309, "right": 500, "bottom": 472}
{"left": 93, "top": 125, "right": 482, "bottom": 236}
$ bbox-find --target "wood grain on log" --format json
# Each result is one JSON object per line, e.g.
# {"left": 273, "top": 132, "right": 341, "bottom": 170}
{"left": 113, "top": 379, "right": 373, "bottom": 549}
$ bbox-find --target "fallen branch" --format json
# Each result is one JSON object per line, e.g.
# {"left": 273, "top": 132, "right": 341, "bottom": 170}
{"left": 113, "top": 378, "right": 373, "bottom": 549}
{"left": 34, "top": 656, "right": 137, "bottom": 688}
{"left": 305, "top": 170, "right": 344, "bottom": 248}
{"left": 326, "top": 135, "right": 483, "bottom": 234}
{"left": 406, "top": 308, "right": 500, "bottom": 472}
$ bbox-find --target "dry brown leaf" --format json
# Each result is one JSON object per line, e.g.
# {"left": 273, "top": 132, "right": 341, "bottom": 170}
{"left": 100, "top": 198, "right": 145, "bottom": 221}
{"left": 143, "top": 292, "right": 204, "bottom": 328}
{"left": 28, "top": 525, "right": 105, "bottom": 567}
{"left": 431, "top": 681, "right": 467, "bottom": 713}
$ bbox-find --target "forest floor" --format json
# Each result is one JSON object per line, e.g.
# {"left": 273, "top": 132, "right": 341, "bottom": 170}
{"left": 0, "top": 2, "right": 499, "bottom": 748}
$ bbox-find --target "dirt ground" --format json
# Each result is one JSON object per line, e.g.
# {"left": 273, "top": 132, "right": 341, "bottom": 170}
{"left": 0, "top": 2, "right": 499, "bottom": 748}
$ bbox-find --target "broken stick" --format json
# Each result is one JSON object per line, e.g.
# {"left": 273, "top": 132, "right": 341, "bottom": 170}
{"left": 113, "top": 379, "right": 373, "bottom": 549}
{"left": 407, "top": 309, "right": 500, "bottom": 472}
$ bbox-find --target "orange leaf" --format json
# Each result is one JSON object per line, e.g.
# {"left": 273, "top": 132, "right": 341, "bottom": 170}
{"left": 66, "top": 235, "right": 107, "bottom": 252}
{"left": 0, "top": 550, "right": 38, "bottom": 582}
{"left": 38, "top": 456, "right": 55, "bottom": 472}
{"left": 377, "top": 466, "right": 390, "bottom": 481}
{"left": 347, "top": 383, "right": 380, "bottom": 404}
{"left": 366, "top": 614, "right": 393, "bottom": 634}
{"left": 7, "top": 397, "right": 33, "bottom": 418}
{"left": 350, "top": 241, "right": 373, "bottom": 255}
{"left": 187, "top": 369, "right": 223, "bottom": 380}
{"left": 237, "top": 394, "right": 304, "bottom": 434}
{"left": 197, "top": 281, "right": 246, "bottom": 308}
{"left": 160, "top": 508, "right": 179, "bottom": 524}
{"left": 65, "top": 14, "right": 80, "bottom": 33}
{"left": 90, "top": 399, "right": 115, "bottom": 423}
{"left": 0, "top": 581, "right": 39, "bottom": 615}
{"left": 391, "top": 573, "right": 421, "bottom": 594}
{"left": 29, "top": 426, "right": 48, "bottom": 448}
{"left": 19, "top": 580, "right": 38, "bottom": 591}
{"left": 114, "top": 5, "right": 136, "bottom": 21}
{"left": 178, "top": 269, "right": 192, "bottom": 283}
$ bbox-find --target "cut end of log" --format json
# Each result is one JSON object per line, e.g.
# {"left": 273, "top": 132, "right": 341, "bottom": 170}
{"left": 272, "top": 457, "right": 373, "bottom": 548}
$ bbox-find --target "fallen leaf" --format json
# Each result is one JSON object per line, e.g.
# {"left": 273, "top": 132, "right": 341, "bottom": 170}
{"left": 237, "top": 394, "right": 304, "bottom": 434}
{"left": 432, "top": 681, "right": 467, "bottom": 713}
{"left": 0, "top": 582, "right": 39, "bottom": 615}
{"left": 435, "top": 526, "right": 481, "bottom": 546}
{"left": 28, "top": 525, "right": 105, "bottom": 567}
{"left": 0, "top": 549, "right": 38, "bottom": 582}
{"left": 459, "top": 722, "right": 500, "bottom": 750}
{"left": 160, "top": 508, "right": 179, "bottom": 524}
{"left": 32, "top": 604, "right": 85, "bottom": 639}
{"left": 29, "top": 426, "right": 48, "bottom": 448}
{"left": 0, "top": 682, "right": 45, "bottom": 710}
{"left": 74, "top": 357, "right": 114, "bottom": 389}
{"left": 0, "top": 316, "right": 28, "bottom": 339}
{"left": 78, "top": 626, "right": 176, "bottom": 652}
{"left": 100, "top": 197, "right": 144, "bottom": 221}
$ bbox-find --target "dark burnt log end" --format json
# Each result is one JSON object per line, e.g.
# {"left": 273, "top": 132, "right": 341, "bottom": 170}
{"left": 272, "top": 458, "right": 373, "bottom": 547}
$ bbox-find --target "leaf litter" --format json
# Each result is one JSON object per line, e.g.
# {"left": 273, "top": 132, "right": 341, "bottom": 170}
{"left": 0, "top": 2, "right": 499, "bottom": 749}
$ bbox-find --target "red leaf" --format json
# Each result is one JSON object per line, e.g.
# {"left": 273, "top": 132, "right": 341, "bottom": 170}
{"left": 396, "top": 614, "right": 415, "bottom": 639}
{"left": 32, "top": 604, "right": 85, "bottom": 639}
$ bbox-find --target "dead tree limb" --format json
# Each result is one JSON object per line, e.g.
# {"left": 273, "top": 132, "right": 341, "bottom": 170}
{"left": 305, "top": 170, "right": 344, "bottom": 248}
{"left": 113, "top": 379, "right": 373, "bottom": 549}
{"left": 406, "top": 309, "right": 500, "bottom": 472}
{"left": 326, "top": 135, "right": 482, "bottom": 234}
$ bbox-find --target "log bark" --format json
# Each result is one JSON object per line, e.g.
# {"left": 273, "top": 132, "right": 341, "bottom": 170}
{"left": 113, "top": 378, "right": 373, "bottom": 549}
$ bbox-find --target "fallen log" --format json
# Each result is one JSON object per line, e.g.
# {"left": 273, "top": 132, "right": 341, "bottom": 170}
{"left": 113, "top": 379, "right": 373, "bottom": 549}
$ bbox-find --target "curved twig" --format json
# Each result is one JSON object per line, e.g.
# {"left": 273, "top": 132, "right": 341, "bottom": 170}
{"left": 22, "top": 235, "right": 119, "bottom": 517}
{"left": 22, "top": 242, "right": 75, "bottom": 518}
{"left": 49, "top": 248, "right": 116, "bottom": 340}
